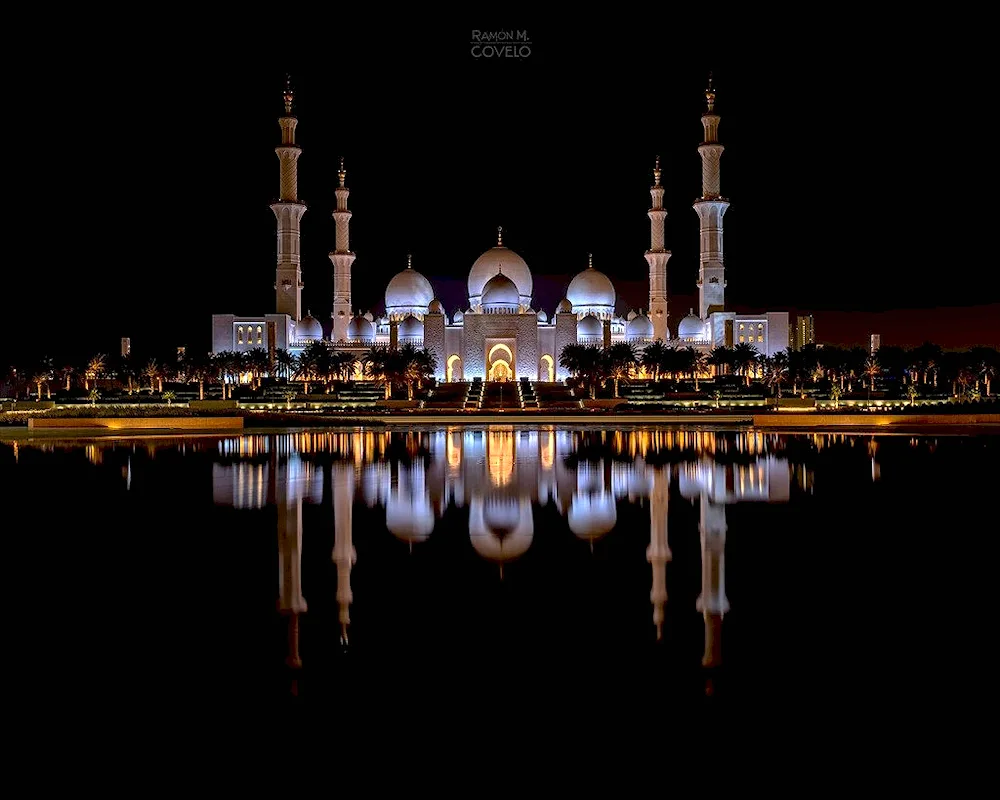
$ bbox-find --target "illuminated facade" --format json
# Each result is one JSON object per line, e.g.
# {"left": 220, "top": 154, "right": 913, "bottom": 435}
{"left": 211, "top": 79, "right": 791, "bottom": 376}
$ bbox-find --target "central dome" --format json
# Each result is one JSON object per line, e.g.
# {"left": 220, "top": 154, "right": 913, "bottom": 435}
{"left": 385, "top": 258, "right": 434, "bottom": 318}
{"left": 468, "top": 239, "right": 532, "bottom": 308}
{"left": 481, "top": 272, "right": 520, "bottom": 313}
{"left": 567, "top": 256, "right": 615, "bottom": 317}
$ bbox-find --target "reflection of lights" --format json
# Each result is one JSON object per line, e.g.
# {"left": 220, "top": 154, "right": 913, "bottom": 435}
{"left": 487, "top": 429, "right": 515, "bottom": 486}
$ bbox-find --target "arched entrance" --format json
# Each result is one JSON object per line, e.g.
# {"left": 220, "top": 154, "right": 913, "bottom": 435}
{"left": 489, "top": 359, "right": 511, "bottom": 382}
{"left": 539, "top": 354, "right": 554, "bottom": 382}
{"left": 446, "top": 354, "right": 463, "bottom": 382}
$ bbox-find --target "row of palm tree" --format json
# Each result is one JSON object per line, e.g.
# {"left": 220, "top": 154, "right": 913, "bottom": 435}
{"left": 559, "top": 342, "right": 714, "bottom": 398}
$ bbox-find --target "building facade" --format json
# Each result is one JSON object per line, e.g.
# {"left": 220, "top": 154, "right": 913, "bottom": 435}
{"left": 212, "top": 80, "right": 790, "bottom": 380}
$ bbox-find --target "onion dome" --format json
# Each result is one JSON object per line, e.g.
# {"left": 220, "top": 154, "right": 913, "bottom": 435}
{"left": 452, "top": 309, "right": 465, "bottom": 324}
{"left": 296, "top": 311, "right": 323, "bottom": 341}
{"left": 678, "top": 308, "right": 704, "bottom": 339}
{"left": 468, "top": 228, "right": 532, "bottom": 308}
{"left": 480, "top": 271, "right": 520, "bottom": 313}
{"left": 556, "top": 297, "right": 573, "bottom": 314}
{"left": 385, "top": 255, "right": 434, "bottom": 318}
{"left": 627, "top": 310, "right": 638, "bottom": 321}
{"left": 567, "top": 253, "right": 616, "bottom": 316}
{"left": 536, "top": 309, "right": 549, "bottom": 324}
{"left": 577, "top": 314, "right": 602, "bottom": 337}
{"left": 428, "top": 299, "right": 445, "bottom": 314}
{"left": 347, "top": 315, "right": 375, "bottom": 341}
{"left": 363, "top": 310, "right": 375, "bottom": 322}
{"left": 399, "top": 314, "right": 424, "bottom": 339}
{"left": 626, "top": 313, "right": 654, "bottom": 338}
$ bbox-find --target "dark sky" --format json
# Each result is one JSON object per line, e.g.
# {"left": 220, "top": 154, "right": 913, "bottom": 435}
{"left": 3, "top": 20, "right": 996, "bottom": 366}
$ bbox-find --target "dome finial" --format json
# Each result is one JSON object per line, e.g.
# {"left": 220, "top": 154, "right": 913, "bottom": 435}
{"left": 407, "top": 253, "right": 412, "bottom": 269}
{"left": 705, "top": 71, "right": 716, "bottom": 113}
{"left": 588, "top": 252, "right": 594, "bottom": 269}
{"left": 497, "top": 225, "right": 503, "bottom": 247}
{"left": 654, "top": 155, "right": 661, "bottom": 186}
{"left": 338, "top": 156, "right": 346, "bottom": 187}
{"left": 283, "top": 74, "right": 294, "bottom": 114}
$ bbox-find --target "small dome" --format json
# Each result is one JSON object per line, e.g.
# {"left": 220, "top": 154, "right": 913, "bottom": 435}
{"left": 536, "top": 309, "right": 549, "bottom": 324}
{"left": 428, "top": 299, "right": 445, "bottom": 314}
{"left": 363, "top": 311, "right": 375, "bottom": 322}
{"left": 627, "top": 313, "right": 654, "bottom": 338}
{"left": 678, "top": 310, "right": 704, "bottom": 339}
{"left": 556, "top": 298, "right": 573, "bottom": 314}
{"left": 567, "top": 257, "right": 616, "bottom": 314}
{"left": 452, "top": 309, "right": 465, "bottom": 324}
{"left": 481, "top": 272, "right": 520, "bottom": 313}
{"left": 578, "top": 314, "right": 602, "bottom": 337}
{"left": 385, "top": 259, "right": 434, "bottom": 317}
{"left": 377, "top": 315, "right": 389, "bottom": 326}
{"left": 347, "top": 315, "right": 375, "bottom": 341}
{"left": 627, "top": 310, "right": 638, "bottom": 321}
{"left": 297, "top": 312, "right": 323, "bottom": 341}
{"left": 399, "top": 314, "right": 424, "bottom": 338}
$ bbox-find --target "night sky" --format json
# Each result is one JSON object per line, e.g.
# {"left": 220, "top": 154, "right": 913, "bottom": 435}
{"left": 4, "top": 22, "right": 996, "bottom": 367}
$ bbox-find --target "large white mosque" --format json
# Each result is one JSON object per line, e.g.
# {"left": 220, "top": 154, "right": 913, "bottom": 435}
{"left": 211, "top": 79, "right": 789, "bottom": 381}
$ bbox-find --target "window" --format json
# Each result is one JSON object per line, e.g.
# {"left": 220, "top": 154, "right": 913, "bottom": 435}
{"left": 739, "top": 335, "right": 745, "bottom": 343}
{"left": 237, "top": 326, "right": 244, "bottom": 344}
{"left": 757, "top": 335, "right": 763, "bottom": 343}
{"left": 758, "top": 323, "right": 764, "bottom": 331}
{"left": 256, "top": 325, "right": 263, "bottom": 345}
{"left": 739, "top": 323, "right": 745, "bottom": 332}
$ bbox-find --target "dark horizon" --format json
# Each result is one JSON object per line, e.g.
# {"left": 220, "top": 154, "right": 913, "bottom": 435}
{"left": 3, "top": 22, "right": 996, "bottom": 367}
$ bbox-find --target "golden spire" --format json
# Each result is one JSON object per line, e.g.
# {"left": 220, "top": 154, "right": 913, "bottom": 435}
{"left": 283, "top": 74, "right": 294, "bottom": 115}
{"left": 654, "top": 155, "right": 661, "bottom": 186}
{"left": 497, "top": 225, "right": 503, "bottom": 247}
{"left": 705, "top": 71, "right": 716, "bottom": 113}
{"left": 588, "top": 252, "right": 594, "bottom": 269}
{"left": 338, "top": 156, "right": 346, "bottom": 188}
{"left": 407, "top": 253, "right": 412, "bottom": 269}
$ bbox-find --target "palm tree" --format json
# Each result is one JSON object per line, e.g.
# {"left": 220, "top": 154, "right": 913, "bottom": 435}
{"left": 689, "top": 349, "right": 710, "bottom": 391}
{"left": 185, "top": 352, "right": 212, "bottom": 401}
{"left": 862, "top": 356, "right": 881, "bottom": 406}
{"left": 144, "top": 359, "right": 161, "bottom": 392}
{"left": 331, "top": 351, "right": 356, "bottom": 383}
{"left": 713, "top": 389, "right": 722, "bottom": 409}
{"left": 708, "top": 346, "right": 732, "bottom": 378}
{"left": 400, "top": 344, "right": 437, "bottom": 399}
{"left": 906, "top": 384, "right": 919, "bottom": 407}
{"left": 32, "top": 371, "right": 48, "bottom": 401}
{"left": 764, "top": 352, "right": 789, "bottom": 402}
{"left": 61, "top": 365, "right": 75, "bottom": 392}
{"left": 811, "top": 362, "right": 825, "bottom": 385}
{"left": 560, "top": 344, "right": 604, "bottom": 398}
{"left": 284, "top": 389, "right": 297, "bottom": 409}
{"left": 604, "top": 342, "right": 637, "bottom": 398}
{"left": 642, "top": 341, "right": 668, "bottom": 381}
{"left": 830, "top": 383, "right": 842, "bottom": 410}
{"left": 245, "top": 347, "right": 270, "bottom": 390}
{"left": 274, "top": 348, "right": 296, "bottom": 382}
{"left": 88, "top": 389, "right": 100, "bottom": 406}
{"left": 732, "top": 343, "right": 759, "bottom": 387}
{"left": 362, "top": 345, "right": 393, "bottom": 398}
{"left": 300, "top": 341, "right": 330, "bottom": 391}
{"left": 85, "top": 353, "right": 106, "bottom": 391}
{"left": 162, "top": 391, "right": 176, "bottom": 406}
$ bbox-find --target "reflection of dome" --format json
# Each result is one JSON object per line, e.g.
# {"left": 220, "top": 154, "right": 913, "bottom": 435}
{"left": 347, "top": 315, "right": 375, "bottom": 341}
{"left": 627, "top": 313, "right": 654, "bottom": 338}
{"left": 399, "top": 315, "right": 423, "bottom": 339}
{"left": 469, "top": 246, "right": 532, "bottom": 307}
{"left": 536, "top": 309, "right": 548, "bottom": 323}
{"left": 481, "top": 272, "right": 520, "bottom": 313}
{"left": 385, "top": 260, "right": 434, "bottom": 317}
{"left": 578, "top": 314, "right": 602, "bottom": 337}
{"left": 469, "top": 497, "right": 534, "bottom": 563}
{"left": 567, "top": 258, "right": 615, "bottom": 316}
{"left": 297, "top": 312, "right": 323, "bottom": 341}
{"left": 556, "top": 297, "right": 573, "bottom": 314}
{"left": 678, "top": 310, "right": 704, "bottom": 339}
{"left": 568, "top": 492, "right": 617, "bottom": 540}
{"left": 428, "top": 299, "right": 444, "bottom": 314}
{"left": 452, "top": 309, "right": 464, "bottom": 324}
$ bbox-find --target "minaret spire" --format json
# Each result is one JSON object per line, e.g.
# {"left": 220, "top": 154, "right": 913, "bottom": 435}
{"left": 645, "top": 155, "right": 672, "bottom": 341}
{"left": 694, "top": 75, "right": 729, "bottom": 320}
{"left": 329, "top": 156, "right": 356, "bottom": 342}
{"left": 272, "top": 76, "right": 306, "bottom": 323}
{"left": 497, "top": 226, "right": 503, "bottom": 247}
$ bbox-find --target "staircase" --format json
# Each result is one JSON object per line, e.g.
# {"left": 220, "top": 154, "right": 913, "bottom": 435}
{"left": 518, "top": 378, "right": 538, "bottom": 409}
{"left": 424, "top": 381, "right": 471, "bottom": 409}
{"left": 479, "top": 381, "right": 517, "bottom": 410}
{"left": 534, "top": 381, "right": 582, "bottom": 409}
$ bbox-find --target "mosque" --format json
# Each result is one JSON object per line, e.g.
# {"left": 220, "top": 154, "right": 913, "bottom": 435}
{"left": 211, "top": 79, "right": 789, "bottom": 381}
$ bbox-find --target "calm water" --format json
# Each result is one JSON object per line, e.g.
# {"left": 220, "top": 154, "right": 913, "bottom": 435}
{"left": 2, "top": 426, "right": 996, "bottom": 715}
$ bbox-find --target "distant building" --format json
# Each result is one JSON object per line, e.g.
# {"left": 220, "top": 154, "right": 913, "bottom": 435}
{"left": 794, "top": 315, "right": 815, "bottom": 350}
{"left": 870, "top": 334, "right": 881, "bottom": 355}
{"left": 121, "top": 337, "right": 130, "bottom": 358}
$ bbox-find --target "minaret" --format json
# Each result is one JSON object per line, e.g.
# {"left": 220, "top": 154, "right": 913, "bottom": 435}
{"left": 272, "top": 77, "right": 307, "bottom": 322}
{"left": 645, "top": 156, "right": 672, "bottom": 341}
{"left": 329, "top": 157, "right": 356, "bottom": 342}
{"left": 694, "top": 74, "right": 730, "bottom": 320}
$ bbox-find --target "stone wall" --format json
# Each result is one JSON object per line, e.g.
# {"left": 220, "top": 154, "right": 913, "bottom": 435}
{"left": 423, "top": 313, "right": 447, "bottom": 380}
{"left": 554, "top": 313, "right": 578, "bottom": 381}
{"left": 463, "top": 313, "right": 539, "bottom": 380}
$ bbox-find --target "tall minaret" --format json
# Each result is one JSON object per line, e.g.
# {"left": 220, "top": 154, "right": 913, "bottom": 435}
{"left": 694, "top": 74, "right": 730, "bottom": 320}
{"left": 645, "top": 156, "right": 672, "bottom": 342}
{"left": 272, "top": 77, "right": 307, "bottom": 322}
{"left": 329, "top": 157, "right": 356, "bottom": 342}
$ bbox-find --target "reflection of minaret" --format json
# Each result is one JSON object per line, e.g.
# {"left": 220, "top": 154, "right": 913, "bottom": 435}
{"left": 332, "top": 463, "right": 356, "bottom": 645}
{"left": 277, "top": 458, "right": 307, "bottom": 669}
{"left": 646, "top": 465, "right": 671, "bottom": 640}
{"left": 696, "top": 493, "right": 729, "bottom": 669}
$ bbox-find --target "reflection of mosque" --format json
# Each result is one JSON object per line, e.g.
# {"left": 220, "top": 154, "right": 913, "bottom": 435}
{"left": 210, "top": 428, "right": 796, "bottom": 681}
